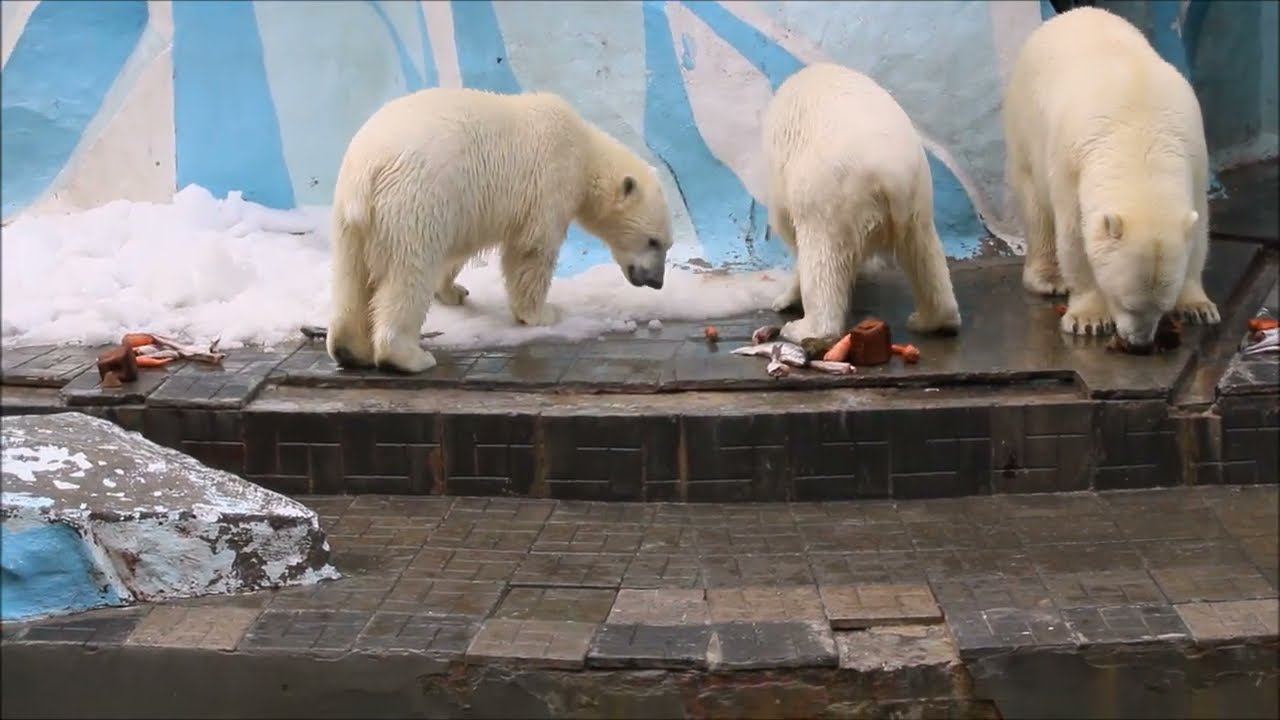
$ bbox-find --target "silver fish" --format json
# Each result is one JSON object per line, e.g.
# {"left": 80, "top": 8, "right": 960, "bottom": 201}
{"left": 1243, "top": 328, "right": 1278, "bottom": 356}
{"left": 731, "top": 341, "right": 807, "bottom": 367}
{"left": 766, "top": 344, "right": 790, "bottom": 378}
{"left": 807, "top": 360, "right": 855, "bottom": 375}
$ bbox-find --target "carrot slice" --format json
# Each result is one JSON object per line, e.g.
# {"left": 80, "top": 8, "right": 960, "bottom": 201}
{"left": 823, "top": 333, "right": 853, "bottom": 362}
{"left": 134, "top": 355, "right": 173, "bottom": 368}
{"left": 891, "top": 343, "right": 921, "bottom": 364}
{"left": 122, "top": 333, "right": 157, "bottom": 348}
{"left": 1248, "top": 318, "right": 1279, "bottom": 332}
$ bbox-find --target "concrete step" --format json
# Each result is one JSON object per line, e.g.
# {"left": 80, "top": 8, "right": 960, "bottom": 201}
{"left": 3, "top": 485, "right": 1277, "bottom": 719}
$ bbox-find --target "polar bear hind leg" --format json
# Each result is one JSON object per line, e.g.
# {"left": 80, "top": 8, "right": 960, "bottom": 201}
{"left": 367, "top": 229, "right": 441, "bottom": 374}
{"left": 779, "top": 220, "right": 864, "bottom": 343}
{"left": 326, "top": 214, "right": 377, "bottom": 369}
{"left": 899, "top": 212, "right": 962, "bottom": 334}
{"left": 769, "top": 204, "right": 803, "bottom": 313}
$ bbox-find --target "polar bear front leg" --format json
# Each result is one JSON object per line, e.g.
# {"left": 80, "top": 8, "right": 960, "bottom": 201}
{"left": 434, "top": 259, "right": 470, "bottom": 306}
{"left": 1052, "top": 192, "right": 1114, "bottom": 336}
{"left": 1174, "top": 281, "right": 1220, "bottom": 325}
{"left": 502, "top": 240, "right": 560, "bottom": 327}
{"left": 1173, "top": 216, "right": 1220, "bottom": 325}
{"left": 1015, "top": 175, "right": 1068, "bottom": 296}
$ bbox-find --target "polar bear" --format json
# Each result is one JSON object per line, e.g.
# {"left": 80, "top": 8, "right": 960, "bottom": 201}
{"left": 764, "top": 63, "right": 962, "bottom": 343}
{"left": 326, "top": 88, "right": 673, "bottom": 373}
{"left": 1004, "top": 7, "right": 1220, "bottom": 348}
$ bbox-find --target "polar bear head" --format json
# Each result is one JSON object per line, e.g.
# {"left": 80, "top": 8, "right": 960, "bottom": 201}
{"left": 1084, "top": 207, "right": 1197, "bottom": 348}
{"left": 580, "top": 155, "right": 673, "bottom": 290}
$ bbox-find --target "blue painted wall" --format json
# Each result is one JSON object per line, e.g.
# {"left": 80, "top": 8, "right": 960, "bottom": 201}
{"left": 2, "top": 0, "right": 1276, "bottom": 269}
{"left": 1, "top": 0, "right": 147, "bottom": 218}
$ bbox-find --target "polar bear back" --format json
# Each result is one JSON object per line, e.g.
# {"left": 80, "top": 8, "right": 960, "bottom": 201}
{"left": 334, "top": 88, "right": 591, "bottom": 258}
{"left": 1006, "top": 7, "right": 1205, "bottom": 166}
{"left": 765, "top": 63, "right": 929, "bottom": 216}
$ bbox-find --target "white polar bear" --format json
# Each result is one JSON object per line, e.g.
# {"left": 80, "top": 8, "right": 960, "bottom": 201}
{"left": 1004, "top": 7, "right": 1220, "bottom": 348}
{"left": 764, "top": 63, "right": 962, "bottom": 343}
{"left": 326, "top": 88, "right": 673, "bottom": 373}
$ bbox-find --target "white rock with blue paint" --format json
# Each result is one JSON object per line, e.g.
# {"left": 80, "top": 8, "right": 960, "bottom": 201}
{"left": 1, "top": 412, "right": 338, "bottom": 622}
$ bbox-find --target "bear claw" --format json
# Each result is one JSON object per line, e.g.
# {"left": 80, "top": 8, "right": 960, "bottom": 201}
{"left": 1175, "top": 300, "right": 1220, "bottom": 325}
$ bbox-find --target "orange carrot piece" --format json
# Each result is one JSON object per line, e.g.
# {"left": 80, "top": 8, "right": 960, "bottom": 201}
{"left": 891, "top": 343, "right": 921, "bottom": 364}
{"left": 134, "top": 355, "right": 173, "bottom": 368}
{"left": 122, "top": 332, "right": 157, "bottom": 348}
{"left": 823, "top": 333, "right": 853, "bottom": 362}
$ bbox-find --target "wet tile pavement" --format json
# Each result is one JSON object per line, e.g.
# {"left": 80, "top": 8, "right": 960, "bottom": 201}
{"left": 2, "top": 240, "right": 1268, "bottom": 405}
{"left": 5, "top": 485, "right": 1276, "bottom": 672}
{"left": 260, "top": 240, "right": 1265, "bottom": 398}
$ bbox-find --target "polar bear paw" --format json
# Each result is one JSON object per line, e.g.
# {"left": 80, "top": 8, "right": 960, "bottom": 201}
{"left": 780, "top": 317, "right": 823, "bottom": 344}
{"left": 435, "top": 282, "right": 470, "bottom": 307}
{"left": 1022, "top": 266, "right": 1070, "bottom": 297}
{"left": 1174, "top": 294, "right": 1220, "bottom": 325}
{"left": 515, "top": 303, "right": 560, "bottom": 327}
{"left": 907, "top": 304, "right": 962, "bottom": 334}
{"left": 1059, "top": 293, "right": 1114, "bottom": 336}
{"left": 375, "top": 344, "right": 437, "bottom": 374}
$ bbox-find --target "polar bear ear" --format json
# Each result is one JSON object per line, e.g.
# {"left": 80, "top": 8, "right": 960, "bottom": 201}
{"left": 1103, "top": 213, "right": 1124, "bottom": 240}
{"left": 1183, "top": 210, "right": 1200, "bottom": 232}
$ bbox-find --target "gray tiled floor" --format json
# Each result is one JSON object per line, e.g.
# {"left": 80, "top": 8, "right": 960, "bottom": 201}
{"left": 5, "top": 485, "right": 1276, "bottom": 672}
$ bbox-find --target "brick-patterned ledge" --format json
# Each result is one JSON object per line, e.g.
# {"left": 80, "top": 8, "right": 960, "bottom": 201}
{"left": 3, "top": 382, "right": 1274, "bottom": 502}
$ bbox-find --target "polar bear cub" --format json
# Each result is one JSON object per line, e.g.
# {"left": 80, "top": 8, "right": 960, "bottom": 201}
{"left": 764, "top": 63, "right": 962, "bottom": 343}
{"left": 1004, "top": 7, "right": 1220, "bottom": 348}
{"left": 326, "top": 88, "right": 673, "bottom": 373}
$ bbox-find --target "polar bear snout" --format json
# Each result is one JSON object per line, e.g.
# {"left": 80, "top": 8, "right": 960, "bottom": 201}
{"left": 1114, "top": 309, "right": 1161, "bottom": 350}
{"left": 626, "top": 261, "right": 665, "bottom": 290}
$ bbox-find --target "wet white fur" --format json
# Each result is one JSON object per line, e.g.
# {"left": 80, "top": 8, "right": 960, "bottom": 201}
{"left": 326, "top": 88, "right": 673, "bottom": 372}
{"left": 1004, "top": 7, "right": 1219, "bottom": 346}
{"left": 764, "top": 63, "right": 961, "bottom": 343}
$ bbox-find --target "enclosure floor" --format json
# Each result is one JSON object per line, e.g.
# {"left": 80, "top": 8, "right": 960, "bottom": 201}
{"left": 3, "top": 485, "right": 1277, "bottom": 718}
{"left": 2, "top": 240, "right": 1268, "bottom": 401}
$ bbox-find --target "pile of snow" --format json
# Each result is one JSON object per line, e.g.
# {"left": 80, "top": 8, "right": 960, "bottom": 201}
{"left": 1, "top": 186, "right": 789, "bottom": 350}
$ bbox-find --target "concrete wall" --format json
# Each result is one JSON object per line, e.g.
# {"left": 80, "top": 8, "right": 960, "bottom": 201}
{"left": 2, "top": 1, "right": 1274, "bottom": 275}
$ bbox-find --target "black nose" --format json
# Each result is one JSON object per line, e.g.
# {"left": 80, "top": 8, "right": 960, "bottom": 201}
{"left": 626, "top": 266, "right": 644, "bottom": 287}
{"left": 645, "top": 277, "right": 663, "bottom": 290}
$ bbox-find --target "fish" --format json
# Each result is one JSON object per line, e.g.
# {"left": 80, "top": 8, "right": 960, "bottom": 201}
{"left": 807, "top": 360, "right": 855, "bottom": 375}
{"left": 731, "top": 341, "right": 807, "bottom": 367}
{"left": 766, "top": 344, "right": 791, "bottom": 378}
{"left": 1243, "top": 328, "right": 1278, "bottom": 356}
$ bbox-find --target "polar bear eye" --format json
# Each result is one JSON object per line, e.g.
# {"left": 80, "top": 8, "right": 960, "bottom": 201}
{"left": 648, "top": 238, "right": 662, "bottom": 250}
